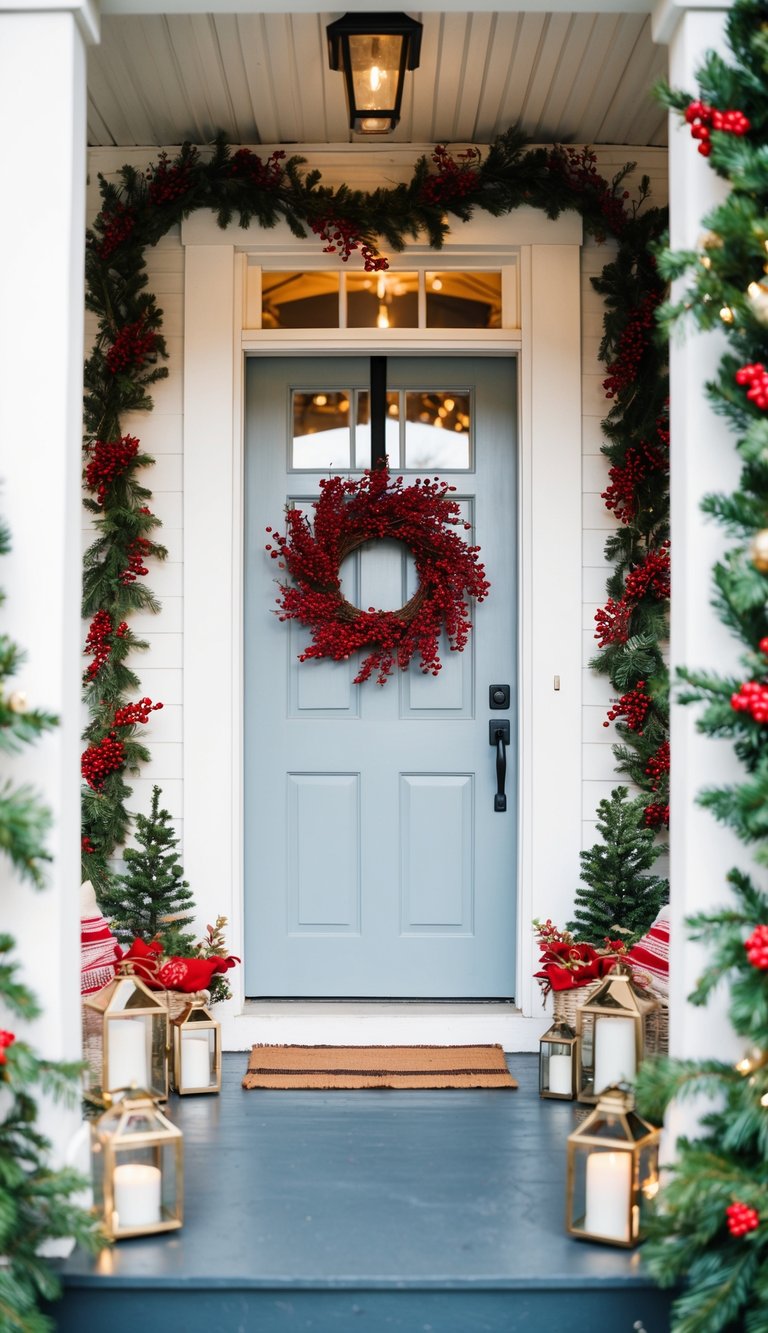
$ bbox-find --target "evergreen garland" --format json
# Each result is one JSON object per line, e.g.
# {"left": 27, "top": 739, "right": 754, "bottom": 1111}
{"left": 0, "top": 519, "right": 103, "bottom": 1331}
{"left": 632, "top": 2, "right": 768, "bottom": 1328}
{"left": 81, "top": 132, "right": 671, "bottom": 897}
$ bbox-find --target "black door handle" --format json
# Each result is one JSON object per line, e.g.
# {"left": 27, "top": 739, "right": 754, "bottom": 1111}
{"left": 489, "top": 720, "right": 510, "bottom": 813}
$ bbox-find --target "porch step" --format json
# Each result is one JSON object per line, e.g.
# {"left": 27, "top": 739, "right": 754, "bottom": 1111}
{"left": 51, "top": 1054, "right": 673, "bottom": 1332}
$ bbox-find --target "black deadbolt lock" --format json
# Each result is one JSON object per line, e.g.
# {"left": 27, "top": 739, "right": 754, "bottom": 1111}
{"left": 489, "top": 684, "right": 510, "bottom": 709}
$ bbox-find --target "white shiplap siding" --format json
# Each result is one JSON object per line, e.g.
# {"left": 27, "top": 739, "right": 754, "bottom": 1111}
{"left": 85, "top": 142, "right": 669, "bottom": 890}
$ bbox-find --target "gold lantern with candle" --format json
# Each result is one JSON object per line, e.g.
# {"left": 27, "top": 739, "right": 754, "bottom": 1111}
{"left": 82, "top": 969, "right": 169, "bottom": 1106}
{"left": 576, "top": 964, "right": 660, "bottom": 1104}
{"left": 539, "top": 1019, "right": 578, "bottom": 1099}
{"left": 566, "top": 1085, "right": 660, "bottom": 1246}
{"left": 92, "top": 1091, "right": 183, "bottom": 1240}
{"left": 170, "top": 999, "right": 222, "bottom": 1095}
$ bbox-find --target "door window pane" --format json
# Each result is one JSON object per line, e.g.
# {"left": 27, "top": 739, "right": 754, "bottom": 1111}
{"left": 354, "top": 390, "right": 400, "bottom": 467}
{"left": 404, "top": 391, "right": 471, "bottom": 469}
{"left": 292, "top": 391, "right": 352, "bottom": 468}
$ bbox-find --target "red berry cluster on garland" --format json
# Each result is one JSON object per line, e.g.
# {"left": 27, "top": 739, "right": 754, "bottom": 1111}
{"left": 645, "top": 740, "right": 670, "bottom": 790}
{"left": 726, "top": 1201, "right": 760, "bottom": 1236}
{"left": 94, "top": 201, "right": 137, "bottom": 260}
{"left": 731, "top": 680, "right": 768, "bottom": 722}
{"left": 119, "top": 536, "right": 153, "bottom": 584}
{"left": 228, "top": 148, "right": 286, "bottom": 188}
{"left": 0, "top": 1030, "right": 15, "bottom": 1066}
{"left": 84, "top": 435, "right": 140, "bottom": 505}
{"left": 644, "top": 802, "right": 670, "bottom": 829}
{"left": 548, "top": 146, "right": 631, "bottom": 238}
{"left": 602, "top": 293, "right": 661, "bottom": 400}
{"left": 267, "top": 468, "right": 490, "bottom": 685}
{"left": 112, "top": 697, "right": 163, "bottom": 728}
{"left": 594, "top": 597, "right": 633, "bottom": 648}
{"left": 309, "top": 216, "right": 388, "bottom": 271}
{"left": 604, "top": 681, "right": 651, "bottom": 733}
{"left": 624, "top": 543, "right": 671, "bottom": 601}
{"left": 81, "top": 835, "right": 96, "bottom": 855}
{"left": 744, "top": 924, "right": 768, "bottom": 969}
{"left": 735, "top": 363, "right": 768, "bottom": 410}
{"left": 419, "top": 145, "right": 482, "bottom": 208}
{"left": 81, "top": 733, "right": 126, "bottom": 790}
{"left": 105, "top": 319, "right": 160, "bottom": 375}
{"left": 685, "top": 100, "right": 751, "bottom": 156}
{"left": 83, "top": 609, "right": 128, "bottom": 682}
{"left": 602, "top": 437, "right": 669, "bottom": 524}
{"left": 146, "top": 150, "right": 196, "bottom": 206}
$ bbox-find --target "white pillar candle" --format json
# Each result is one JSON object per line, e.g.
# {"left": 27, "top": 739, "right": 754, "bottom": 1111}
{"left": 593, "top": 1016, "right": 636, "bottom": 1093}
{"left": 584, "top": 1151, "right": 632, "bottom": 1242}
{"left": 181, "top": 1033, "right": 211, "bottom": 1088}
{"left": 548, "top": 1052, "right": 573, "bottom": 1096}
{"left": 107, "top": 1020, "right": 149, "bottom": 1093}
{"left": 113, "top": 1163, "right": 162, "bottom": 1229}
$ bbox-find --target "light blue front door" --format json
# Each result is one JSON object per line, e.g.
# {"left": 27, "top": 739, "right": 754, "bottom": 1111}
{"left": 244, "top": 356, "right": 517, "bottom": 998}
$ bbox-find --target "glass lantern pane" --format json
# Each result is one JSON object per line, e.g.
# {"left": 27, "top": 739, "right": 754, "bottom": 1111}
{"left": 426, "top": 271, "right": 502, "bottom": 328}
{"left": 348, "top": 33, "right": 403, "bottom": 112}
{"left": 180, "top": 1029, "right": 215, "bottom": 1087}
{"left": 262, "top": 272, "right": 339, "bottom": 329}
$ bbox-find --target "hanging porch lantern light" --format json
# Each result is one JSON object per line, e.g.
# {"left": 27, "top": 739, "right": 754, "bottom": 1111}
{"left": 565, "top": 1085, "right": 660, "bottom": 1247}
{"left": 539, "top": 1019, "right": 578, "bottom": 1099}
{"left": 82, "top": 968, "right": 169, "bottom": 1106}
{"left": 326, "top": 12, "right": 423, "bottom": 135}
{"left": 171, "top": 998, "right": 222, "bottom": 1095}
{"left": 91, "top": 1091, "right": 184, "bottom": 1240}
{"left": 576, "top": 964, "right": 660, "bottom": 1104}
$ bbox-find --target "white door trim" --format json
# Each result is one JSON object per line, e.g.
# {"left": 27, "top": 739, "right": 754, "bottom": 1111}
{"left": 182, "top": 207, "right": 583, "bottom": 1052}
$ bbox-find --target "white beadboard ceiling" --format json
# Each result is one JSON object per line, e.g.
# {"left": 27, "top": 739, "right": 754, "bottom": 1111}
{"left": 87, "top": 10, "right": 668, "bottom": 149}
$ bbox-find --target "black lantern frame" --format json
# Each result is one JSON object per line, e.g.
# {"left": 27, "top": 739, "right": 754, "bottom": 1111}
{"left": 327, "top": 12, "right": 423, "bottom": 135}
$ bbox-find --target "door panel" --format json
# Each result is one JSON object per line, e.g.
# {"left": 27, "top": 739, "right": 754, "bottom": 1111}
{"left": 244, "top": 356, "right": 517, "bottom": 997}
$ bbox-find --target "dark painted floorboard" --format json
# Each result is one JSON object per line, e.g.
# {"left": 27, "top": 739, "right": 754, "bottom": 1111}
{"left": 52, "top": 1054, "right": 673, "bottom": 1331}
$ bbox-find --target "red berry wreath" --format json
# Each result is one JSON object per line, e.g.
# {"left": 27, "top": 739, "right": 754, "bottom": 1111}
{"left": 266, "top": 468, "right": 490, "bottom": 685}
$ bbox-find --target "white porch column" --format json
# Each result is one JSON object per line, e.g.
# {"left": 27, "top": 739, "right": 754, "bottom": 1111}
{"left": 0, "top": 0, "right": 98, "bottom": 1160}
{"left": 653, "top": 0, "right": 741, "bottom": 1062}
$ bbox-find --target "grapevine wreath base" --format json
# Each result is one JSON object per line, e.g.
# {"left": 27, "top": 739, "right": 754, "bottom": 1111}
{"left": 266, "top": 468, "right": 490, "bottom": 685}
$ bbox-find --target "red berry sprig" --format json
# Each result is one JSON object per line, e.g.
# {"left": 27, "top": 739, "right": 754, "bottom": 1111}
{"left": 744, "top": 924, "right": 768, "bottom": 969}
{"left": 82, "top": 835, "right": 96, "bottom": 855}
{"left": 106, "top": 319, "right": 161, "bottom": 375}
{"left": 594, "top": 597, "right": 633, "bottom": 648}
{"left": 0, "top": 1031, "right": 15, "bottom": 1066}
{"left": 547, "top": 146, "right": 631, "bottom": 238}
{"left": 83, "top": 610, "right": 128, "bottom": 681}
{"left": 419, "top": 145, "right": 482, "bottom": 208}
{"left": 84, "top": 435, "right": 140, "bottom": 505}
{"left": 81, "top": 733, "right": 126, "bottom": 790}
{"left": 228, "top": 148, "right": 286, "bottom": 188}
{"left": 94, "top": 201, "right": 137, "bottom": 260}
{"left": 604, "top": 681, "right": 651, "bottom": 733}
{"left": 112, "top": 697, "right": 163, "bottom": 728}
{"left": 685, "top": 100, "right": 751, "bottom": 156}
{"left": 309, "top": 216, "right": 388, "bottom": 271}
{"left": 644, "top": 802, "right": 670, "bottom": 829}
{"left": 603, "top": 293, "right": 660, "bottom": 400}
{"left": 735, "top": 363, "right": 768, "bottom": 410}
{"left": 624, "top": 543, "right": 671, "bottom": 602}
{"left": 119, "top": 536, "right": 153, "bottom": 584}
{"left": 602, "top": 438, "right": 669, "bottom": 524}
{"left": 731, "top": 680, "right": 768, "bottom": 723}
{"left": 146, "top": 150, "right": 197, "bottom": 206}
{"left": 726, "top": 1201, "right": 760, "bottom": 1237}
{"left": 645, "top": 740, "right": 670, "bottom": 791}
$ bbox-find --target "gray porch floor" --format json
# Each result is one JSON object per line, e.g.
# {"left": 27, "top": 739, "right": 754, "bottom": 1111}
{"left": 52, "top": 1053, "right": 674, "bottom": 1331}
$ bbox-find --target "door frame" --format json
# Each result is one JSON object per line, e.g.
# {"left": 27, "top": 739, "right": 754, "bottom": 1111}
{"left": 180, "top": 155, "right": 583, "bottom": 1050}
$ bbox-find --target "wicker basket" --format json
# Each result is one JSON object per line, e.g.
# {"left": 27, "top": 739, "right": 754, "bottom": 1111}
{"left": 551, "top": 980, "right": 603, "bottom": 1029}
{"left": 159, "top": 988, "right": 211, "bottom": 1021}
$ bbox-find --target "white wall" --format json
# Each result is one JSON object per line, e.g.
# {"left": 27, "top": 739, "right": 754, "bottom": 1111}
{"left": 85, "top": 141, "right": 669, "bottom": 889}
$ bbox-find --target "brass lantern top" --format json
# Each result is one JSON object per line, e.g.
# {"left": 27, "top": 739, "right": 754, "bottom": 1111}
{"left": 171, "top": 998, "right": 217, "bottom": 1031}
{"left": 541, "top": 1019, "right": 577, "bottom": 1044}
{"left": 568, "top": 1084, "right": 661, "bottom": 1150}
{"left": 95, "top": 1090, "right": 182, "bottom": 1146}
{"left": 82, "top": 970, "right": 167, "bottom": 1019}
{"left": 576, "top": 963, "right": 660, "bottom": 1024}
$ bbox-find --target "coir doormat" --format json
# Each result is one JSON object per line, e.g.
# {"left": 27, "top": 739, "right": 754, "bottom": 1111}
{"left": 242, "top": 1044, "right": 517, "bottom": 1090}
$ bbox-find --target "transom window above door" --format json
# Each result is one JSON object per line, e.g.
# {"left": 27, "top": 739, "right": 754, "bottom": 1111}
{"left": 259, "top": 270, "right": 502, "bottom": 331}
{"left": 291, "top": 387, "right": 472, "bottom": 470}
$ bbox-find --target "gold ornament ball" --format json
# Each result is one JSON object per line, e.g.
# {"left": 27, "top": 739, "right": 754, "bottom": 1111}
{"left": 7, "top": 690, "right": 27, "bottom": 713}
{"left": 747, "top": 279, "right": 768, "bottom": 327}
{"left": 750, "top": 530, "right": 768, "bottom": 573}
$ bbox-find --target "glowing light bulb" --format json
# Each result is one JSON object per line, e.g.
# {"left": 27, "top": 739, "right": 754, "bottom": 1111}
{"left": 313, "top": 394, "right": 327, "bottom": 407}
{"left": 377, "top": 305, "right": 390, "bottom": 329}
{"left": 369, "top": 65, "right": 382, "bottom": 92}
{"left": 761, "top": 1092, "right": 768, "bottom": 1107}
{"left": 720, "top": 306, "right": 734, "bottom": 324}
{"left": 431, "top": 278, "right": 443, "bottom": 291}
{"left": 748, "top": 282, "right": 762, "bottom": 299}
{"left": 736, "top": 1058, "right": 753, "bottom": 1075}
{"left": 377, "top": 274, "right": 387, "bottom": 300}
{"left": 444, "top": 398, "right": 455, "bottom": 412}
